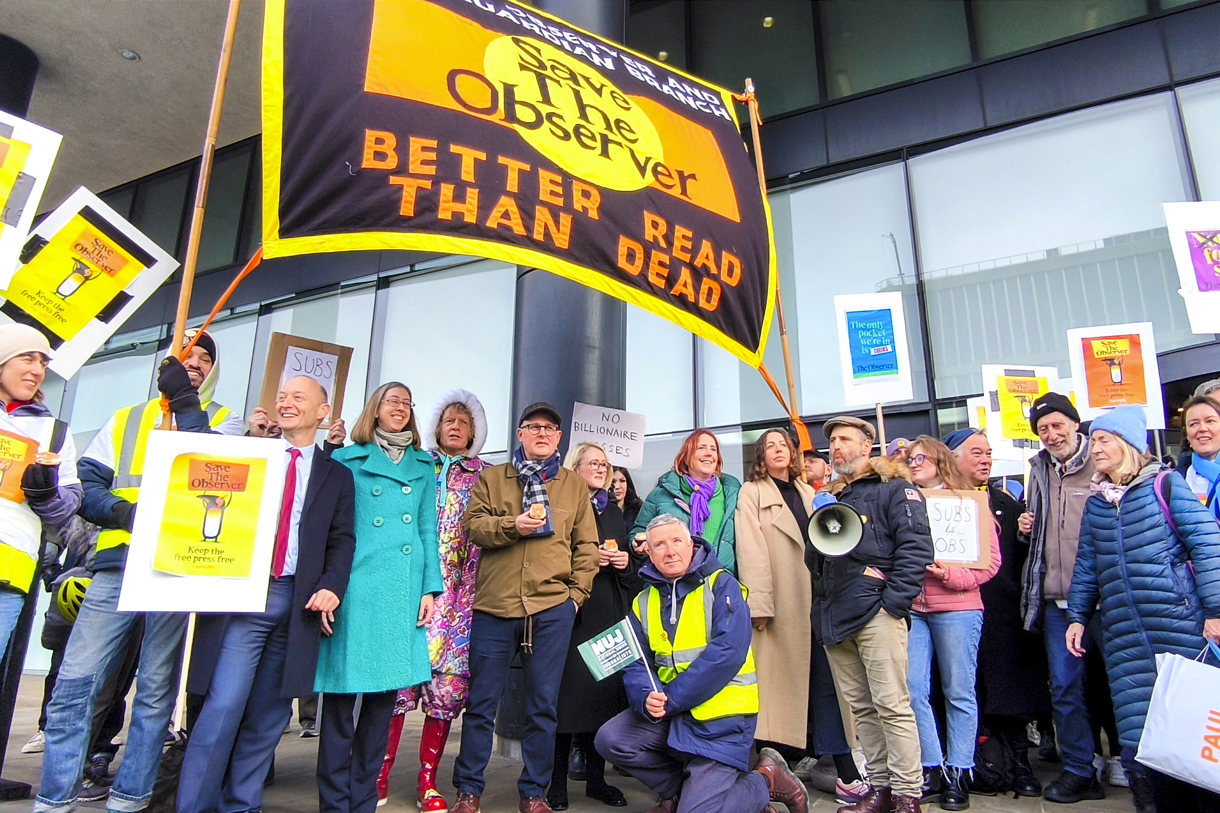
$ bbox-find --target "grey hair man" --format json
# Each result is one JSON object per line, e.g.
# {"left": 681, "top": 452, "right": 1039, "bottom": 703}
{"left": 595, "top": 514, "right": 807, "bottom": 813}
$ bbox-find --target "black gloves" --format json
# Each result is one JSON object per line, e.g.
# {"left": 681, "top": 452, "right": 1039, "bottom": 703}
{"left": 21, "top": 462, "right": 59, "bottom": 504}
{"left": 111, "top": 500, "right": 136, "bottom": 532}
{"left": 158, "top": 357, "right": 201, "bottom": 413}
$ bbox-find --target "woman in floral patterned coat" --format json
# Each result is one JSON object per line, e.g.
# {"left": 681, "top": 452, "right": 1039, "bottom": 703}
{"left": 376, "top": 389, "right": 489, "bottom": 811}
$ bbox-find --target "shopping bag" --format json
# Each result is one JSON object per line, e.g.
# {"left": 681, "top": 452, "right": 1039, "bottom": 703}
{"left": 1135, "top": 641, "right": 1220, "bottom": 793}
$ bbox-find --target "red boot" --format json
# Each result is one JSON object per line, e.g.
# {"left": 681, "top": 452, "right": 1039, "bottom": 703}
{"left": 418, "top": 716, "right": 453, "bottom": 813}
{"left": 377, "top": 713, "right": 406, "bottom": 807}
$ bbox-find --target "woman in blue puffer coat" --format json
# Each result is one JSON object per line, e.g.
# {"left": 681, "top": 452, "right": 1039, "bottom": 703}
{"left": 1065, "top": 406, "right": 1220, "bottom": 813}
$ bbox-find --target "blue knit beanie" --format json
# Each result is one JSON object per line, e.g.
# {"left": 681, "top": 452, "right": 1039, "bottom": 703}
{"left": 943, "top": 428, "right": 978, "bottom": 451}
{"left": 1089, "top": 405, "right": 1148, "bottom": 454}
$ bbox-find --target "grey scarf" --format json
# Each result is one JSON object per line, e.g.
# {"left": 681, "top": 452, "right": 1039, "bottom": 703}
{"left": 374, "top": 427, "right": 414, "bottom": 463}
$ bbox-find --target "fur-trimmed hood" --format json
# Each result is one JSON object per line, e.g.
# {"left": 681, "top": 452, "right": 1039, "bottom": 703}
{"left": 827, "top": 455, "right": 913, "bottom": 495}
{"left": 424, "top": 389, "right": 488, "bottom": 457}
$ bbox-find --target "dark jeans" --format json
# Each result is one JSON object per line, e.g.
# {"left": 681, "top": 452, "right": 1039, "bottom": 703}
{"left": 317, "top": 691, "right": 397, "bottom": 813}
{"left": 453, "top": 602, "right": 576, "bottom": 800}
{"left": 1042, "top": 603, "right": 1097, "bottom": 778}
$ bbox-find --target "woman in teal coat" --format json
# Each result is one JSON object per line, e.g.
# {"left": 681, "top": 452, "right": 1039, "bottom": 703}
{"left": 315, "top": 381, "right": 442, "bottom": 813}
{"left": 631, "top": 428, "right": 742, "bottom": 574}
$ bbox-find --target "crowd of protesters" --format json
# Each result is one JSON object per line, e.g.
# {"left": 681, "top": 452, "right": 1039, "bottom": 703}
{"left": 0, "top": 320, "right": 1216, "bottom": 813}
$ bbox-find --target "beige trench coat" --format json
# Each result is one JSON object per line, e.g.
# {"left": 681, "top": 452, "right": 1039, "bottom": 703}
{"left": 735, "top": 476, "right": 815, "bottom": 748}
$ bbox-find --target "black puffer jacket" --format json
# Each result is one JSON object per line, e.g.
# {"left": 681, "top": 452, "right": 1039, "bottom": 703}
{"left": 810, "top": 457, "right": 934, "bottom": 645}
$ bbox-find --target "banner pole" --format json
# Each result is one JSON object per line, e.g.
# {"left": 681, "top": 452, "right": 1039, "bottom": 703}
{"left": 162, "top": 0, "right": 243, "bottom": 429}
{"left": 875, "top": 402, "right": 887, "bottom": 451}
{"left": 737, "top": 78, "right": 809, "bottom": 451}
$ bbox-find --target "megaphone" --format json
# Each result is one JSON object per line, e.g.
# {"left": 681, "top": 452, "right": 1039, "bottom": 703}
{"left": 808, "top": 493, "right": 866, "bottom": 557}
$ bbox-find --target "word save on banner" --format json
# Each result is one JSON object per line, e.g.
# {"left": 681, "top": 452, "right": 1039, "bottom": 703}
{"left": 261, "top": 0, "right": 777, "bottom": 366}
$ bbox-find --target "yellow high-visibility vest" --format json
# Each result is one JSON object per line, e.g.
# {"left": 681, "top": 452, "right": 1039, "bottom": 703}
{"left": 96, "top": 399, "right": 230, "bottom": 553}
{"left": 633, "top": 569, "right": 759, "bottom": 721}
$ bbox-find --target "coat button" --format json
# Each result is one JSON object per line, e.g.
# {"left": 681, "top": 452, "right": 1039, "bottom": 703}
{"left": 401, "top": 545, "right": 412, "bottom": 555}
{"left": 402, "top": 514, "right": 412, "bottom": 524}
{"left": 523, "top": 561, "right": 530, "bottom": 568}
{"left": 373, "top": 517, "right": 384, "bottom": 527}
{"left": 402, "top": 485, "right": 412, "bottom": 494}
{"left": 372, "top": 486, "right": 382, "bottom": 496}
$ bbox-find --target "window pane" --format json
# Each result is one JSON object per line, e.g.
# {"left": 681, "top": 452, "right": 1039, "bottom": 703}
{"left": 973, "top": 0, "right": 1146, "bottom": 59}
{"left": 626, "top": 305, "right": 693, "bottom": 436}
{"left": 197, "top": 147, "right": 251, "bottom": 271}
{"left": 259, "top": 285, "right": 377, "bottom": 431}
{"left": 909, "top": 94, "right": 1195, "bottom": 398}
{"left": 130, "top": 168, "right": 190, "bottom": 260}
{"left": 1176, "top": 77, "right": 1220, "bottom": 200}
{"left": 786, "top": 163, "right": 929, "bottom": 414}
{"left": 99, "top": 187, "right": 134, "bottom": 220}
{"left": 69, "top": 350, "right": 157, "bottom": 445}
{"left": 200, "top": 313, "right": 258, "bottom": 419}
{"left": 627, "top": 0, "right": 687, "bottom": 71}
{"left": 820, "top": 0, "right": 971, "bottom": 99}
{"left": 690, "top": 0, "right": 818, "bottom": 116}
{"left": 378, "top": 261, "right": 515, "bottom": 453}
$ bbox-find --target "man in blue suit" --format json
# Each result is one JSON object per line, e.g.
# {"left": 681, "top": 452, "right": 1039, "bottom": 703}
{"left": 177, "top": 376, "right": 356, "bottom": 813}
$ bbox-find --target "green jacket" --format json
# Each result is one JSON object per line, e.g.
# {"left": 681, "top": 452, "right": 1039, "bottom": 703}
{"left": 633, "top": 470, "right": 742, "bottom": 575}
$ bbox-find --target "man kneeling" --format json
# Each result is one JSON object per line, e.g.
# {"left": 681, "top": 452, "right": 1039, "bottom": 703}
{"left": 595, "top": 514, "right": 807, "bottom": 813}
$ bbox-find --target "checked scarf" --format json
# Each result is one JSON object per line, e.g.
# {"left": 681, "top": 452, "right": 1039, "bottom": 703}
{"left": 512, "top": 446, "right": 560, "bottom": 537}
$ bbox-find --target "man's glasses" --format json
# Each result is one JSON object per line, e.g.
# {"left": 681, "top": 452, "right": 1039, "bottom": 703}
{"left": 520, "top": 423, "right": 558, "bottom": 436}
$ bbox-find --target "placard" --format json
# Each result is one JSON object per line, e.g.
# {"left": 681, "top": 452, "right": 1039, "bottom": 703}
{"left": 258, "top": 332, "right": 354, "bottom": 428}
{"left": 0, "top": 428, "right": 37, "bottom": 503}
{"left": 920, "top": 489, "right": 992, "bottom": 570}
{"left": 1066, "top": 321, "right": 1164, "bottom": 429}
{"left": 0, "top": 111, "right": 61, "bottom": 280}
{"left": 1163, "top": 201, "right": 1220, "bottom": 334}
{"left": 833, "top": 292, "right": 914, "bottom": 407}
{"left": 119, "top": 432, "right": 287, "bottom": 612}
{"left": 569, "top": 402, "right": 646, "bottom": 468}
{"left": 0, "top": 188, "right": 178, "bottom": 378}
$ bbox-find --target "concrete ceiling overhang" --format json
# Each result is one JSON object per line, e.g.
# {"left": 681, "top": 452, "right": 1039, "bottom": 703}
{"left": 0, "top": 0, "right": 265, "bottom": 212}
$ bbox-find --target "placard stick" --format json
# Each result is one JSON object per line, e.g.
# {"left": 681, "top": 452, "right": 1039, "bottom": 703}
{"left": 736, "top": 79, "right": 811, "bottom": 453}
{"left": 624, "top": 615, "right": 660, "bottom": 695}
{"left": 162, "top": 0, "right": 244, "bottom": 430}
{"left": 875, "top": 402, "right": 887, "bottom": 451}
{"left": 165, "top": 0, "right": 245, "bottom": 730}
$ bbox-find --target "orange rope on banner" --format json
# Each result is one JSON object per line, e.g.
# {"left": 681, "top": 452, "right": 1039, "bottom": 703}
{"left": 159, "top": 247, "right": 264, "bottom": 424}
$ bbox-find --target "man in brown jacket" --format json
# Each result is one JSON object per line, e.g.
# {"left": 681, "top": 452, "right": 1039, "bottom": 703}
{"left": 451, "top": 402, "right": 599, "bottom": 813}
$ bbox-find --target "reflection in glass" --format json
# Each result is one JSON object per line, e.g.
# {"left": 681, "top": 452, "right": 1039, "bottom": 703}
{"left": 973, "top": 0, "right": 1145, "bottom": 59}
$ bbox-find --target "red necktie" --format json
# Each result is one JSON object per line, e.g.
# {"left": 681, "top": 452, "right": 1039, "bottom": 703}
{"left": 272, "top": 447, "right": 302, "bottom": 578}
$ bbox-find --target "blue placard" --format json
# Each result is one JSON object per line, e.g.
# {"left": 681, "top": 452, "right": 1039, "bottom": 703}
{"left": 846, "top": 308, "right": 899, "bottom": 379}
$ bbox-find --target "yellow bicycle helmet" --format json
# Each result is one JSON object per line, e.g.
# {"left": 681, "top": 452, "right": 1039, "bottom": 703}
{"left": 56, "top": 576, "right": 91, "bottom": 623}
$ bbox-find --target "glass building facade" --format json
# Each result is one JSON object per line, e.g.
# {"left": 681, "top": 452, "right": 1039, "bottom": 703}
{"left": 52, "top": 0, "right": 1220, "bottom": 499}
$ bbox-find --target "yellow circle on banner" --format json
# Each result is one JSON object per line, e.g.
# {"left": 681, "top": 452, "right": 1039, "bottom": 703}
{"left": 483, "top": 36, "right": 664, "bottom": 192}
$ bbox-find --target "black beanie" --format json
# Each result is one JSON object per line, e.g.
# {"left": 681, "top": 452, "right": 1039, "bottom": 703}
{"left": 1029, "top": 392, "right": 1080, "bottom": 434}
{"left": 185, "top": 330, "right": 217, "bottom": 364}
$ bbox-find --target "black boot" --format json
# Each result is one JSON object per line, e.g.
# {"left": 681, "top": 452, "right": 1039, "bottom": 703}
{"left": 1127, "top": 769, "right": 1156, "bottom": 813}
{"left": 922, "top": 767, "right": 944, "bottom": 799}
{"left": 1006, "top": 731, "right": 1043, "bottom": 798}
{"left": 940, "top": 767, "right": 970, "bottom": 811}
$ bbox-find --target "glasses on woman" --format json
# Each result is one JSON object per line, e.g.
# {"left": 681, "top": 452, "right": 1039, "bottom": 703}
{"left": 520, "top": 423, "right": 558, "bottom": 436}
{"left": 582, "top": 459, "right": 610, "bottom": 470}
{"left": 382, "top": 397, "right": 413, "bottom": 409}
{"left": 908, "top": 453, "right": 928, "bottom": 467}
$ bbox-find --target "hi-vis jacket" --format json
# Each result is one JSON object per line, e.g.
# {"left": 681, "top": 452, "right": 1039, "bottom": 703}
{"left": 78, "top": 398, "right": 243, "bottom": 572}
{"left": 622, "top": 538, "right": 758, "bottom": 771}
{"left": 0, "top": 403, "right": 81, "bottom": 593}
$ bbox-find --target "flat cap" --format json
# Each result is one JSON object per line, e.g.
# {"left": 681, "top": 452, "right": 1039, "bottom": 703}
{"left": 823, "top": 415, "right": 876, "bottom": 444}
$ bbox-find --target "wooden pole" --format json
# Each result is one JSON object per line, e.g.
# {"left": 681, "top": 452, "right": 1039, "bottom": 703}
{"left": 875, "top": 402, "right": 887, "bottom": 451}
{"left": 737, "top": 78, "right": 809, "bottom": 450}
{"left": 162, "top": 0, "right": 243, "bottom": 429}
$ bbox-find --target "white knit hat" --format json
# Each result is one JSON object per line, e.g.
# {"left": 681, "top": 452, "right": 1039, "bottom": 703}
{"left": 0, "top": 324, "right": 51, "bottom": 366}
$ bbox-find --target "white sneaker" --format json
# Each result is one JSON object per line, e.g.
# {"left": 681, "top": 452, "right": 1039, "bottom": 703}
{"left": 21, "top": 731, "right": 44, "bottom": 754}
{"left": 1106, "top": 755, "right": 1128, "bottom": 787}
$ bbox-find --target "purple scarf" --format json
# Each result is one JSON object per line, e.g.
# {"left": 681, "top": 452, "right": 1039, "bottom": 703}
{"left": 591, "top": 488, "right": 609, "bottom": 515}
{"left": 685, "top": 474, "right": 716, "bottom": 537}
